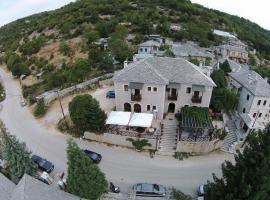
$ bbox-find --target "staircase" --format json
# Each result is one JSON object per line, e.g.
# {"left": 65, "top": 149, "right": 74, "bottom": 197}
{"left": 158, "top": 116, "right": 178, "bottom": 156}
{"left": 221, "top": 120, "right": 238, "bottom": 153}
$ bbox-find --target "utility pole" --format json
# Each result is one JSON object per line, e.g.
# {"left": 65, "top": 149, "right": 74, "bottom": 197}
{"left": 56, "top": 90, "right": 65, "bottom": 120}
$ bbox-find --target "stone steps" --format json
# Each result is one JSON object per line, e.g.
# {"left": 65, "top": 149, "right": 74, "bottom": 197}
{"left": 221, "top": 120, "right": 238, "bottom": 153}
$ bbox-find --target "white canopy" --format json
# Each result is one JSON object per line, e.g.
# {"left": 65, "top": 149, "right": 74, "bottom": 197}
{"left": 106, "top": 111, "right": 131, "bottom": 126}
{"left": 128, "top": 113, "right": 153, "bottom": 128}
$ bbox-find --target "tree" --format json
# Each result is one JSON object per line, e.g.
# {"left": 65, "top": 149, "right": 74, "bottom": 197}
{"left": 0, "top": 121, "right": 37, "bottom": 182}
{"left": 66, "top": 139, "right": 107, "bottom": 199}
{"left": 59, "top": 42, "right": 74, "bottom": 57}
{"left": 219, "top": 60, "right": 231, "bottom": 74}
{"left": 205, "top": 125, "right": 270, "bottom": 200}
{"left": 210, "top": 69, "right": 227, "bottom": 88}
{"left": 34, "top": 99, "right": 47, "bottom": 117}
{"left": 69, "top": 94, "right": 106, "bottom": 133}
{"left": 210, "top": 88, "right": 239, "bottom": 112}
{"left": 172, "top": 188, "right": 193, "bottom": 200}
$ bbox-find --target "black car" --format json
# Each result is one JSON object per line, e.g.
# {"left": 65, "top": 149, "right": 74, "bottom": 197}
{"left": 31, "top": 155, "right": 54, "bottom": 173}
{"left": 84, "top": 150, "right": 102, "bottom": 164}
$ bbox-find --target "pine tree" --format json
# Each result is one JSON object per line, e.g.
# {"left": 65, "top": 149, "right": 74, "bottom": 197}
{"left": 0, "top": 121, "right": 37, "bottom": 182}
{"left": 66, "top": 139, "right": 107, "bottom": 199}
{"left": 205, "top": 125, "right": 270, "bottom": 200}
{"left": 69, "top": 94, "right": 106, "bottom": 133}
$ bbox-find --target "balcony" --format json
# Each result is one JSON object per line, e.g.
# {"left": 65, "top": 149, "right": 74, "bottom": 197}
{"left": 191, "top": 96, "right": 202, "bottom": 104}
{"left": 131, "top": 94, "right": 142, "bottom": 101}
{"left": 168, "top": 95, "right": 178, "bottom": 101}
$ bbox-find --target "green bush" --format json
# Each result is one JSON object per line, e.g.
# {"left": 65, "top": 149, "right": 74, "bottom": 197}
{"left": 171, "top": 188, "right": 192, "bottom": 200}
{"left": 126, "top": 138, "right": 152, "bottom": 151}
{"left": 34, "top": 99, "right": 47, "bottom": 117}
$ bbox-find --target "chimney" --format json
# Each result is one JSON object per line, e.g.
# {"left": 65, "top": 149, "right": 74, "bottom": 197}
{"left": 124, "top": 60, "right": 128, "bottom": 68}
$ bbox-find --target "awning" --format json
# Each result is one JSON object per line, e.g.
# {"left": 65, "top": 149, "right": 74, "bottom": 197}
{"left": 129, "top": 113, "right": 153, "bottom": 128}
{"left": 167, "top": 83, "right": 180, "bottom": 88}
{"left": 106, "top": 111, "right": 131, "bottom": 126}
{"left": 192, "top": 85, "right": 205, "bottom": 92}
{"left": 129, "top": 82, "right": 143, "bottom": 89}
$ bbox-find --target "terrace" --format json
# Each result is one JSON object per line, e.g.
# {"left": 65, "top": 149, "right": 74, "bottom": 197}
{"left": 177, "top": 107, "right": 215, "bottom": 141}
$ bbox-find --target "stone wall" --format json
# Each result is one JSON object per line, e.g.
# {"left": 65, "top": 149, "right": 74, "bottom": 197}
{"left": 176, "top": 139, "right": 223, "bottom": 153}
{"left": 36, "top": 73, "right": 114, "bottom": 105}
{"left": 84, "top": 132, "right": 157, "bottom": 150}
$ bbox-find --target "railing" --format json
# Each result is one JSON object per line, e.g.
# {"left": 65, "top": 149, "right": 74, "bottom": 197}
{"left": 131, "top": 94, "right": 142, "bottom": 101}
{"left": 191, "top": 96, "right": 202, "bottom": 103}
{"left": 168, "top": 95, "right": 177, "bottom": 101}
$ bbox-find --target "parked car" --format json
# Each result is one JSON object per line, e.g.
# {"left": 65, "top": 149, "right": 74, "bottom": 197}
{"left": 197, "top": 184, "right": 208, "bottom": 196}
{"left": 110, "top": 182, "right": 120, "bottom": 193}
{"left": 132, "top": 183, "right": 166, "bottom": 197}
{"left": 20, "top": 97, "right": 26, "bottom": 107}
{"left": 37, "top": 172, "right": 54, "bottom": 185}
{"left": 106, "top": 90, "right": 115, "bottom": 98}
{"left": 83, "top": 149, "right": 102, "bottom": 164}
{"left": 197, "top": 197, "right": 204, "bottom": 200}
{"left": 31, "top": 155, "right": 54, "bottom": 173}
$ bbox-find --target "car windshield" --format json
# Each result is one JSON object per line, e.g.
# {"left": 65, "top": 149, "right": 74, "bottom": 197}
{"left": 39, "top": 159, "right": 47, "bottom": 166}
{"left": 91, "top": 153, "right": 98, "bottom": 160}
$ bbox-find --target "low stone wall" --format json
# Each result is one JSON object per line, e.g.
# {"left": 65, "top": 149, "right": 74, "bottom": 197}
{"left": 176, "top": 139, "right": 223, "bottom": 153}
{"left": 36, "top": 73, "right": 114, "bottom": 105}
{"left": 84, "top": 132, "right": 157, "bottom": 150}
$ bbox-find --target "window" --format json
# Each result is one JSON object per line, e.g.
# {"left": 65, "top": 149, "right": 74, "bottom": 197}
{"left": 147, "top": 87, "right": 151, "bottom": 91}
{"left": 253, "top": 113, "right": 257, "bottom": 118}
{"left": 264, "top": 100, "right": 267, "bottom": 106}
{"left": 186, "top": 87, "right": 191, "bottom": 94}
{"left": 140, "top": 48, "right": 143, "bottom": 52}
{"left": 259, "top": 113, "right": 262, "bottom": 118}
{"left": 243, "top": 108, "right": 246, "bottom": 113}
{"left": 153, "top": 87, "right": 157, "bottom": 92}
{"left": 257, "top": 100, "right": 261, "bottom": 105}
{"left": 145, "top": 48, "right": 147, "bottom": 52}
{"left": 124, "top": 85, "right": 128, "bottom": 91}
{"left": 153, "top": 106, "right": 157, "bottom": 110}
{"left": 246, "top": 94, "right": 250, "bottom": 101}
{"left": 147, "top": 105, "right": 151, "bottom": 111}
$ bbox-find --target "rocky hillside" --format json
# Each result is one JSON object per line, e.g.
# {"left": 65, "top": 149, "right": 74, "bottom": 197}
{"left": 0, "top": 0, "right": 269, "bottom": 100}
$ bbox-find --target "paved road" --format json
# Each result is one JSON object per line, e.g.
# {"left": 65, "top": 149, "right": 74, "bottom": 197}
{"left": 0, "top": 67, "right": 234, "bottom": 197}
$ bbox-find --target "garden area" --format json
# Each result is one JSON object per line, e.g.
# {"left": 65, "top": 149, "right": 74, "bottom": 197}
{"left": 177, "top": 107, "right": 226, "bottom": 142}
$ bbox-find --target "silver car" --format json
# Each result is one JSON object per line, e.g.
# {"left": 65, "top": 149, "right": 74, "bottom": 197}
{"left": 132, "top": 183, "right": 166, "bottom": 197}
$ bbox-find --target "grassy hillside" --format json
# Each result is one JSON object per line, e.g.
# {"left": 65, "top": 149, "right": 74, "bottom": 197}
{"left": 0, "top": 0, "right": 269, "bottom": 100}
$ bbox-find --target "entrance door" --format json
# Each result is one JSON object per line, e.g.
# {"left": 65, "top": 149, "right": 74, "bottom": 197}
{"left": 134, "top": 104, "right": 141, "bottom": 113}
{"left": 243, "top": 123, "right": 249, "bottom": 132}
{"left": 134, "top": 89, "right": 140, "bottom": 96}
{"left": 168, "top": 103, "right": 175, "bottom": 113}
{"left": 194, "top": 91, "right": 200, "bottom": 98}
{"left": 171, "top": 88, "right": 177, "bottom": 96}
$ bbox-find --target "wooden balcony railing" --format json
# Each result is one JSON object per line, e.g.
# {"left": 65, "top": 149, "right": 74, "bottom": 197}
{"left": 168, "top": 95, "right": 178, "bottom": 101}
{"left": 191, "top": 96, "right": 202, "bottom": 104}
{"left": 131, "top": 94, "right": 142, "bottom": 101}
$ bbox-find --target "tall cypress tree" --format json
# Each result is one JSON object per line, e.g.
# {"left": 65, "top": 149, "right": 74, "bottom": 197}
{"left": 69, "top": 94, "right": 106, "bottom": 133}
{"left": 205, "top": 125, "right": 270, "bottom": 200}
{"left": 0, "top": 121, "right": 37, "bottom": 182}
{"left": 66, "top": 139, "right": 107, "bottom": 200}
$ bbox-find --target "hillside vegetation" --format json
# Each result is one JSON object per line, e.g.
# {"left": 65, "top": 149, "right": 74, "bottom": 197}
{"left": 0, "top": 0, "right": 269, "bottom": 100}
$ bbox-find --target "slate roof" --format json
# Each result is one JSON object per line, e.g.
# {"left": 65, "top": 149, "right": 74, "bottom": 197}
{"left": 0, "top": 173, "right": 15, "bottom": 200}
{"left": 114, "top": 57, "right": 216, "bottom": 87}
{"left": 139, "top": 40, "right": 161, "bottom": 47}
{"left": 172, "top": 43, "right": 213, "bottom": 58}
{"left": 229, "top": 70, "right": 270, "bottom": 97}
{"left": 216, "top": 44, "right": 247, "bottom": 53}
{"left": 213, "top": 29, "right": 237, "bottom": 39}
{"left": 0, "top": 174, "right": 80, "bottom": 200}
